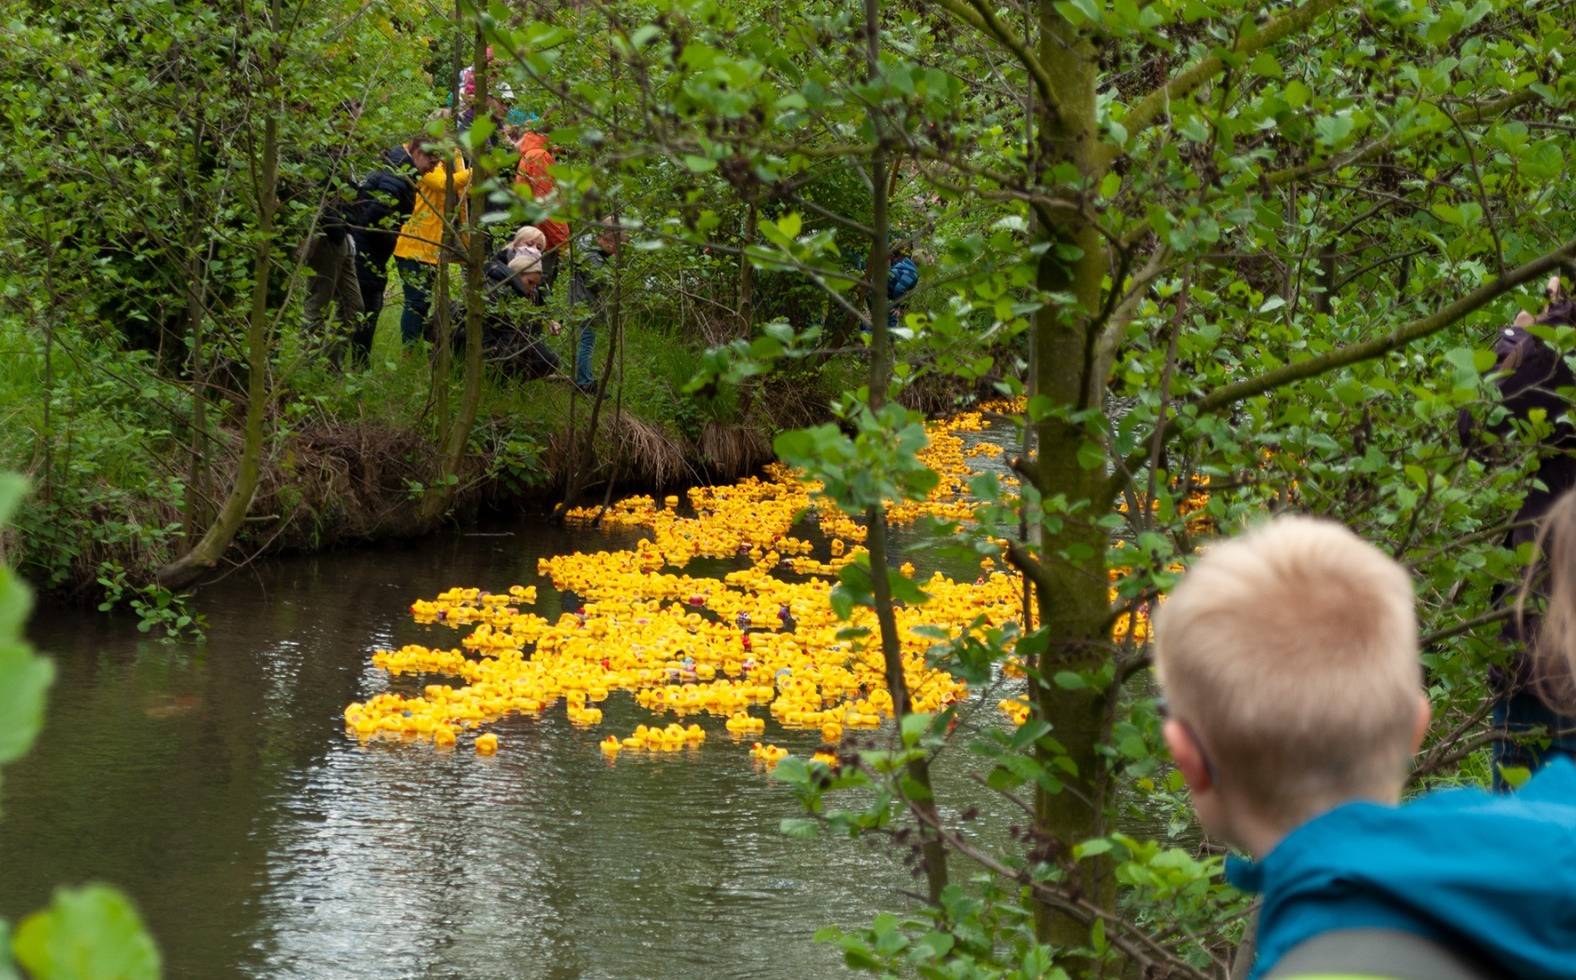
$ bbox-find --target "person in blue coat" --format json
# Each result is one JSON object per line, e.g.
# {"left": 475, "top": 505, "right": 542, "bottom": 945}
{"left": 1153, "top": 516, "right": 1576, "bottom": 979}
{"left": 1228, "top": 759, "right": 1576, "bottom": 978}
{"left": 887, "top": 247, "right": 919, "bottom": 329}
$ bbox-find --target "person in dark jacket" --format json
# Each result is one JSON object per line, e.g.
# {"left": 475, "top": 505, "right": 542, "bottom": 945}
{"left": 478, "top": 227, "right": 559, "bottom": 380}
{"left": 342, "top": 145, "right": 420, "bottom": 366}
{"left": 1458, "top": 276, "right": 1576, "bottom": 785}
{"left": 1153, "top": 516, "right": 1576, "bottom": 980}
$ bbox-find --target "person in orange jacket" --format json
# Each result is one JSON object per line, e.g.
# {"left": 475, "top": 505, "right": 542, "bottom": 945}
{"left": 392, "top": 130, "right": 471, "bottom": 344}
{"left": 514, "top": 126, "right": 569, "bottom": 288}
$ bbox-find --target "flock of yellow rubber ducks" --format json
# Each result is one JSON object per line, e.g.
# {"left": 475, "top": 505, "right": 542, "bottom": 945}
{"left": 344, "top": 401, "right": 1200, "bottom": 769}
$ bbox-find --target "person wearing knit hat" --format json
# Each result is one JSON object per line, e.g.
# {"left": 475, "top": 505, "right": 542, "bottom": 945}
{"left": 507, "top": 246, "right": 543, "bottom": 293}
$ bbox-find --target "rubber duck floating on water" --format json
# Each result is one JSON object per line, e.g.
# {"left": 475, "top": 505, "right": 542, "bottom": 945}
{"left": 344, "top": 401, "right": 1199, "bottom": 771}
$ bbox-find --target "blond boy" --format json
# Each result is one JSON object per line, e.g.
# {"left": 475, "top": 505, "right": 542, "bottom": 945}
{"left": 1154, "top": 515, "right": 1575, "bottom": 979}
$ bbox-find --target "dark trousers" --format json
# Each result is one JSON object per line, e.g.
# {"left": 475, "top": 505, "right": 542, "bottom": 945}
{"left": 351, "top": 251, "right": 389, "bottom": 366}
{"left": 1492, "top": 689, "right": 1576, "bottom": 791}
{"left": 394, "top": 257, "right": 434, "bottom": 345}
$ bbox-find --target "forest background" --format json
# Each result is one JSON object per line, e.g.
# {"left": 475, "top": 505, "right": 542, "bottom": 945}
{"left": 1, "top": 0, "right": 1574, "bottom": 974}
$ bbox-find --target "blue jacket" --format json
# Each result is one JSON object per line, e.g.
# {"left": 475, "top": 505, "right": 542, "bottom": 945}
{"left": 1228, "top": 759, "right": 1576, "bottom": 979}
{"left": 888, "top": 256, "right": 919, "bottom": 303}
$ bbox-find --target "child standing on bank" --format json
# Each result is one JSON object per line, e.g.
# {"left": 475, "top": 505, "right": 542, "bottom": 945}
{"left": 1153, "top": 516, "right": 1575, "bottom": 979}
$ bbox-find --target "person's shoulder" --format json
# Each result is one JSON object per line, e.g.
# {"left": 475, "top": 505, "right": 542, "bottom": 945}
{"left": 1267, "top": 928, "right": 1497, "bottom": 980}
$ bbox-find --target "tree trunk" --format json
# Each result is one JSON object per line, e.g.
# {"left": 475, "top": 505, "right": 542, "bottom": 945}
{"left": 1030, "top": 0, "right": 1116, "bottom": 947}
{"left": 737, "top": 201, "right": 756, "bottom": 337}
{"left": 183, "top": 103, "right": 213, "bottom": 535}
{"left": 420, "top": 14, "right": 489, "bottom": 525}
{"left": 156, "top": 105, "right": 278, "bottom": 591}
{"left": 865, "top": 0, "right": 948, "bottom": 905}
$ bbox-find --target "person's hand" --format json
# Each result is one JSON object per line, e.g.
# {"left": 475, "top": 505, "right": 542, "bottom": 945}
{"left": 548, "top": 320, "right": 562, "bottom": 336}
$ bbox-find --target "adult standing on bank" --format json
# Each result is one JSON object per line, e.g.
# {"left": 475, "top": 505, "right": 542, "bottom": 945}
{"left": 300, "top": 168, "right": 363, "bottom": 347}
{"left": 392, "top": 123, "right": 471, "bottom": 346}
{"left": 567, "top": 219, "right": 620, "bottom": 393}
{"left": 342, "top": 144, "right": 420, "bottom": 364}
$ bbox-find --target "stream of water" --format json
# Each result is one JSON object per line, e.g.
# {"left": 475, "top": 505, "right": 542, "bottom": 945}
{"left": 0, "top": 414, "right": 1058, "bottom": 979}
{"left": 1, "top": 513, "right": 1020, "bottom": 979}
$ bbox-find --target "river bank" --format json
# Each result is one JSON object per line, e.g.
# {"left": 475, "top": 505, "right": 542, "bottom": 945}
{"left": 0, "top": 308, "right": 873, "bottom": 617}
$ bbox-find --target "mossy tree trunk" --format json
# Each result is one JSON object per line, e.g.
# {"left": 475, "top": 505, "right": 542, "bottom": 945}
{"left": 1025, "top": 0, "right": 1116, "bottom": 945}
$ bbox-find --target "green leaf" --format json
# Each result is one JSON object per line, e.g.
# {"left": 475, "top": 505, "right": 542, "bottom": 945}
{"left": 1498, "top": 764, "right": 1532, "bottom": 789}
{"left": 12, "top": 886, "right": 160, "bottom": 980}
{"left": 1073, "top": 838, "right": 1113, "bottom": 859}
{"left": 1052, "top": 670, "right": 1086, "bottom": 690}
{"left": 1009, "top": 719, "right": 1053, "bottom": 750}
{"left": 0, "top": 920, "right": 16, "bottom": 980}
{"left": 1521, "top": 141, "right": 1564, "bottom": 181}
{"left": 0, "top": 475, "right": 27, "bottom": 527}
{"left": 886, "top": 572, "right": 928, "bottom": 606}
{"left": 0, "top": 639, "right": 53, "bottom": 768}
{"left": 1055, "top": 0, "right": 1103, "bottom": 25}
{"left": 779, "top": 817, "right": 820, "bottom": 839}
{"left": 1076, "top": 441, "right": 1105, "bottom": 471}
{"left": 828, "top": 585, "right": 855, "bottom": 621}
{"left": 681, "top": 154, "right": 717, "bottom": 173}
{"left": 918, "top": 930, "right": 955, "bottom": 958}
{"left": 900, "top": 712, "right": 933, "bottom": 747}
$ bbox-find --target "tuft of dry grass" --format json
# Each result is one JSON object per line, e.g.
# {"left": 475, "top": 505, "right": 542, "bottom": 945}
{"left": 699, "top": 421, "right": 771, "bottom": 479}
{"left": 612, "top": 413, "right": 691, "bottom": 488}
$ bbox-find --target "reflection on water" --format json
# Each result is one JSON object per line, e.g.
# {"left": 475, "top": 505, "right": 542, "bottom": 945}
{"left": 0, "top": 522, "right": 932, "bottom": 979}
{"left": 1, "top": 425, "right": 1039, "bottom": 979}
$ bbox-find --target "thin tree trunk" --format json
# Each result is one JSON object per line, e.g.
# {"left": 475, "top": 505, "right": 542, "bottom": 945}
{"left": 184, "top": 103, "right": 212, "bottom": 534}
{"left": 864, "top": 0, "right": 947, "bottom": 906}
{"left": 420, "top": 13, "right": 489, "bottom": 524}
{"left": 156, "top": 73, "right": 279, "bottom": 590}
{"left": 737, "top": 201, "right": 756, "bottom": 336}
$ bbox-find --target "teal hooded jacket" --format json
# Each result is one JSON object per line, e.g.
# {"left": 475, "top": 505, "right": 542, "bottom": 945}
{"left": 1227, "top": 758, "right": 1576, "bottom": 979}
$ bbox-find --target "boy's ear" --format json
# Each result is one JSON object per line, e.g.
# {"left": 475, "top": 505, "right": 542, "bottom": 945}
{"left": 1163, "top": 719, "right": 1214, "bottom": 795}
{"left": 1411, "top": 691, "right": 1432, "bottom": 754}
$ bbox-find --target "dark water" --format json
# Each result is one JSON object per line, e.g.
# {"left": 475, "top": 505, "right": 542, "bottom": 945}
{"left": 0, "top": 519, "right": 1010, "bottom": 979}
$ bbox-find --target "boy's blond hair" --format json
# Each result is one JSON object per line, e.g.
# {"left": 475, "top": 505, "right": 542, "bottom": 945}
{"left": 1153, "top": 515, "right": 1420, "bottom": 822}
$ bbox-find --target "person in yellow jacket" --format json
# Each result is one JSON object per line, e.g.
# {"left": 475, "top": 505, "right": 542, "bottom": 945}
{"left": 392, "top": 138, "right": 471, "bottom": 344}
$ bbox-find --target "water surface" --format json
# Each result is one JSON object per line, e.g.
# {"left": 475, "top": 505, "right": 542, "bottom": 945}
{"left": 2, "top": 522, "right": 937, "bottom": 979}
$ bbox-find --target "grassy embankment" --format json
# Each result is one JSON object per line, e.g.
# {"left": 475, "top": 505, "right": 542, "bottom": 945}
{"left": 0, "top": 279, "right": 858, "bottom": 601}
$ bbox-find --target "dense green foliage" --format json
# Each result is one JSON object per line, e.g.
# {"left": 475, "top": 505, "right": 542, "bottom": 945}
{"left": 465, "top": 0, "right": 1574, "bottom": 971}
{"left": 0, "top": 0, "right": 862, "bottom": 618}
